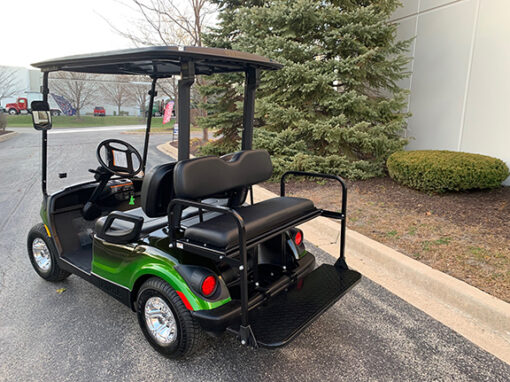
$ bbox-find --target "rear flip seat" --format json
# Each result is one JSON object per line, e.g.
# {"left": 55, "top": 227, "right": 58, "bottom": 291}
{"left": 184, "top": 197, "right": 314, "bottom": 249}
{"left": 173, "top": 150, "right": 317, "bottom": 249}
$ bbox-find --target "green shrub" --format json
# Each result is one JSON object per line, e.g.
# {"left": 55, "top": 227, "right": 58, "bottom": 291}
{"left": 387, "top": 150, "right": 509, "bottom": 193}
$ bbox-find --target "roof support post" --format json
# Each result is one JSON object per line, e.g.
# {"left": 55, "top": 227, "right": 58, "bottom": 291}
{"left": 178, "top": 60, "right": 195, "bottom": 161}
{"left": 241, "top": 68, "right": 260, "bottom": 151}
{"left": 142, "top": 77, "right": 158, "bottom": 173}
{"left": 41, "top": 71, "right": 49, "bottom": 197}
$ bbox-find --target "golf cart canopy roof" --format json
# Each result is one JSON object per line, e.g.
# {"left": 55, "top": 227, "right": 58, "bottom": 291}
{"left": 33, "top": 46, "right": 276, "bottom": 195}
{"left": 31, "top": 46, "right": 282, "bottom": 77}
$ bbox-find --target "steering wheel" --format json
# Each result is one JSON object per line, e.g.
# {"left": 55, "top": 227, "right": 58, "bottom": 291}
{"left": 96, "top": 139, "right": 142, "bottom": 177}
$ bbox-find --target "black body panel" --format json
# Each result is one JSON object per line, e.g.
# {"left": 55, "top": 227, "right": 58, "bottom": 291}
{"left": 191, "top": 252, "right": 316, "bottom": 332}
{"left": 55, "top": 255, "right": 132, "bottom": 308}
{"left": 46, "top": 178, "right": 142, "bottom": 254}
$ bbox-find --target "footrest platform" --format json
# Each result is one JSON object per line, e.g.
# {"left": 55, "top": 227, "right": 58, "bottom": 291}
{"left": 229, "top": 263, "right": 361, "bottom": 347}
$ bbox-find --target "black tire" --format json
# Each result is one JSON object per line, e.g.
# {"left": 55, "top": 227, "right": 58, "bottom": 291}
{"left": 136, "top": 277, "right": 202, "bottom": 359}
{"left": 8, "top": 109, "right": 17, "bottom": 115}
{"left": 27, "top": 223, "right": 70, "bottom": 281}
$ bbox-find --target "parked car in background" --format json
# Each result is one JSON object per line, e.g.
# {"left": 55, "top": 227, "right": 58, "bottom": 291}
{"left": 94, "top": 106, "right": 106, "bottom": 116}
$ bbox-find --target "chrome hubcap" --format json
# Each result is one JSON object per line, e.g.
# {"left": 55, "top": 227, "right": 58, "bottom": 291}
{"left": 32, "top": 238, "right": 51, "bottom": 272}
{"left": 144, "top": 297, "right": 177, "bottom": 345}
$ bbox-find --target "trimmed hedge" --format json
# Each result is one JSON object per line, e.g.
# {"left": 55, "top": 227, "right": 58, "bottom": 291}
{"left": 387, "top": 150, "right": 509, "bottom": 193}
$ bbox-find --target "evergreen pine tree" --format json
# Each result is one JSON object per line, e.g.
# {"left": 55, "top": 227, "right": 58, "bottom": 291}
{"left": 199, "top": 0, "right": 411, "bottom": 179}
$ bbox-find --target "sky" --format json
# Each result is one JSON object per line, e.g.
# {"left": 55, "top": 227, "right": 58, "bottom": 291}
{"left": 1, "top": 0, "right": 137, "bottom": 68}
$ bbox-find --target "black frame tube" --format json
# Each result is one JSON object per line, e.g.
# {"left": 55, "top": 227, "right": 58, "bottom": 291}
{"left": 177, "top": 61, "right": 195, "bottom": 161}
{"left": 241, "top": 68, "right": 260, "bottom": 150}
{"left": 41, "top": 72, "right": 49, "bottom": 197}
{"left": 167, "top": 198, "right": 250, "bottom": 328}
{"left": 141, "top": 78, "right": 158, "bottom": 173}
{"left": 280, "top": 171, "right": 347, "bottom": 261}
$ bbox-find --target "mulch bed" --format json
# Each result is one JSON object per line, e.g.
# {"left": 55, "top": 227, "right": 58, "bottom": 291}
{"left": 263, "top": 177, "right": 510, "bottom": 302}
{"left": 170, "top": 139, "right": 207, "bottom": 156}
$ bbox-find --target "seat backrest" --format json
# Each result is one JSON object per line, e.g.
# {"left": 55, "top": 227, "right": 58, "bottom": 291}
{"left": 141, "top": 162, "right": 176, "bottom": 217}
{"left": 173, "top": 150, "right": 273, "bottom": 200}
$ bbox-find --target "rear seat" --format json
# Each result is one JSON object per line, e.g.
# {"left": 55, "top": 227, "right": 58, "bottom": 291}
{"left": 173, "top": 150, "right": 317, "bottom": 249}
{"left": 183, "top": 197, "right": 314, "bottom": 249}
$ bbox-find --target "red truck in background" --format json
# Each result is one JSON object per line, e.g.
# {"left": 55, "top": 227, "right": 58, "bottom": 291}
{"left": 4, "top": 97, "right": 62, "bottom": 116}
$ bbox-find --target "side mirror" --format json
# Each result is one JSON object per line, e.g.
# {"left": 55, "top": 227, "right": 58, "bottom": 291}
{"left": 31, "top": 101, "right": 52, "bottom": 131}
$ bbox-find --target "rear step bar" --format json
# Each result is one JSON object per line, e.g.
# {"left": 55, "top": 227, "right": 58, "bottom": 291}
{"left": 227, "top": 264, "right": 361, "bottom": 347}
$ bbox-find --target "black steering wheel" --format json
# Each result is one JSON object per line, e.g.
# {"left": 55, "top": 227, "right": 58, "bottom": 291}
{"left": 96, "top": 139, "right": 142, "bottom": 177}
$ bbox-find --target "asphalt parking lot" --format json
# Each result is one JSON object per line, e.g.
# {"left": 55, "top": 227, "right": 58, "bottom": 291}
{"left": 0, "top": 127, "right": 509, "bottom": 381}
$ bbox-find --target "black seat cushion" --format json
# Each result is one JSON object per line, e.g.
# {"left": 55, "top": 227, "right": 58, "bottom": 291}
{"left": 183, "top": 197, "right": 315, "bottom": 249}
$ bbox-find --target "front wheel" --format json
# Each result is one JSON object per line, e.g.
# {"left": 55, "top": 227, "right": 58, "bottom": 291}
{"left": 136, "top": 277, "right": 202, "bottom": 359}
{"left": 8, "top": 109, "right": 17, "bottom": 115}
{"left": 27, "top": 224, "right": 70, "bottom": 281}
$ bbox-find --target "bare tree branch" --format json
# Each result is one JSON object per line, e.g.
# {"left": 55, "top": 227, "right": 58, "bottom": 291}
{"left": 0, "top": 67, "right": 21, "bottom": 101}
{"left": 50, "top": 72, "right": 100, "bottom": 117}
{"left": 107, "top": 0, "right": 215, "bottom": 139}
{"left": 128, "top": 76, "right": 151, "bottom": 116}
{"left": 157, "top": 77, "right": 178, "bottom": 99}
{"left": 107, "top": 0, "right": 216, "bottom": 47}
{"left": 100, "top": 75, "right": 134, "bottom": 115}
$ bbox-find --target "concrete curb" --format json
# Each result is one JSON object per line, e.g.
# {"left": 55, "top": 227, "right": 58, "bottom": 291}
{"left": 0, "top": 131, "right": 17, "bottom": 143}
{"left": 157, "top": 141, "right": 510, "bottom": 364}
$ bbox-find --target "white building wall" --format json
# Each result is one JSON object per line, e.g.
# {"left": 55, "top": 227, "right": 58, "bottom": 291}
{"left": 0, "top": 67, "right": 38, "bottom": 107}
{"left": 392, "top": 0, "right": 510, "bottom": 185}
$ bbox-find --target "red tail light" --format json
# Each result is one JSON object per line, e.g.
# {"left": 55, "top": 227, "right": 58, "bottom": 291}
{"left": 201, "top": 275, "right": 217, "bottom": 297}
{"left": 294, "top": 231, "right": 303, "bottom": 246}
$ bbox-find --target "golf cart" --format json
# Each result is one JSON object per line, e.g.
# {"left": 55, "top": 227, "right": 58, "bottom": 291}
{"left": 27, "top": 46, "right": 361, "bottom": 358}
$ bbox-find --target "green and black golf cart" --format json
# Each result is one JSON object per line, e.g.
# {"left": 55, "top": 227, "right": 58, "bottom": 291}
{"left": 27, "top": 46, "right": 361, "bottom": 358}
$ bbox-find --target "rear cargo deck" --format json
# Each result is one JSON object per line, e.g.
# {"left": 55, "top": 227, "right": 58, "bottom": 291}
{"left": 229, "top": 264, "right": 361, "bottom": 347}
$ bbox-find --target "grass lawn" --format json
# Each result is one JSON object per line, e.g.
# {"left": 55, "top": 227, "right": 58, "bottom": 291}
{"left": 133, "top": 119, "right": 215, "bottom": 134}
{"left": 263, "top": 177, "right": 510, "bottom": 302}
{"left": 6, "top": 115, "right": 148, "bottom": 128}
{"left": 6, "top": 115, "right": 212, "bottom": 133}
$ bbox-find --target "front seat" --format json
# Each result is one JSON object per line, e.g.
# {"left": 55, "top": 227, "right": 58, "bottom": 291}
{"left": 95, "top": 162, "right": 175, "bottom": 240}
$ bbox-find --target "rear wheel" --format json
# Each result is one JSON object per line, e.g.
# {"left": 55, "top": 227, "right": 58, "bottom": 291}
{"left": 27, "top": 224, "right": 70, "bottom": 281}
{"left": 136, "top": 277, "right": 202, "bottom": 359}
